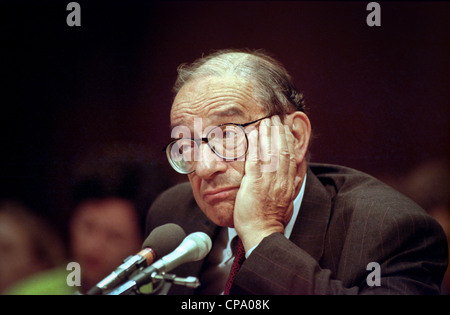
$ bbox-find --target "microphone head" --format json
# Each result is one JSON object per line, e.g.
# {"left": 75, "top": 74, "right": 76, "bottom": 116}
{"left": 135, "top": 231, "right": 212, "bottom": 279}
{"left": 143, "top": 223, "right": 186, "bottom": 258}
{"left": 182, "top": 232, "right": 212, "bottom": 261}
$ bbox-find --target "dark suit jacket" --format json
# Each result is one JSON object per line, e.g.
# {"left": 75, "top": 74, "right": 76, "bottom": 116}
{"left": 145, "top": 163, "right": 448, "bottom": 294}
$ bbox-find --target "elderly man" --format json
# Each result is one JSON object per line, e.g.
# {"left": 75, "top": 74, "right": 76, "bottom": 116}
{"left": 146, "top": 49, "right": 448, "bottom": 294}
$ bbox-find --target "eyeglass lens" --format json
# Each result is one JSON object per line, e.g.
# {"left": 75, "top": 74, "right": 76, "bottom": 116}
{"left": 167, "top": 124, "right": 248, "bottom": 173}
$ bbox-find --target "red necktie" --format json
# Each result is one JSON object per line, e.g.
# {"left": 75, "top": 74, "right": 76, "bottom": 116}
{"left": 224, "top": 237, "right": 246, "bottom": 295}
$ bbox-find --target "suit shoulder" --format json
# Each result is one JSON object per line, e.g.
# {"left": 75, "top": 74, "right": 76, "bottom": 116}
{"left": 309, "top": 163, "right": 431, "bottom": 219}
{"left": 145, "top": 182, "right": 197, "bottom": 233}
{"left": 155, "top": 182, "right": 194, "bottom": 202}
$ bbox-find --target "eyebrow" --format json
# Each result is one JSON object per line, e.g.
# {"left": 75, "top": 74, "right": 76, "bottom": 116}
{"left": 209, "top": 106, "right": 246, "bottom": 119}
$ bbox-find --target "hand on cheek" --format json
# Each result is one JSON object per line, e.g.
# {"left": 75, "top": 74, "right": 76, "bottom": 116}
{"left": 234, "top": 116, "right": 298, "bottom": 252}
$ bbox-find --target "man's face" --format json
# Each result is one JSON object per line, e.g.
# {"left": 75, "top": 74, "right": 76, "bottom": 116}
{"left": 170, "top": 76, "right": 267, "bottom": 228}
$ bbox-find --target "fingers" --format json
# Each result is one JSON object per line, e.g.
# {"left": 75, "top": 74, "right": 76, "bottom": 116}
{"left": 271, "top": 116, "right": 289, "bottom": 176}
{"left": 257, "top": 116, "right": 296, "bottom": 174}
{"left": 245, "top": 127, "right": 260, "bottom": 177}
{"left": 286, "top": 125, "right": 297, "bottom": 181}
{"left": 259, "top": 118, "right": 277, "bottom": 173}
{"left": 244, "top": 115, "right": 297, "bottom": 176}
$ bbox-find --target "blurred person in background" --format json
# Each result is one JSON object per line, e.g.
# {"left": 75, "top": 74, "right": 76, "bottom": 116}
{"left": 69, "top": 144, "right": 174, "bottom": 294}
{"left": 6, "top": 144, "right": 173, "bottom": 294}
{"left": 0, "top": 200, "right": 67, "bottom": 294}
{"left": 397, "top": 158, "right": 449, "bottom": 294}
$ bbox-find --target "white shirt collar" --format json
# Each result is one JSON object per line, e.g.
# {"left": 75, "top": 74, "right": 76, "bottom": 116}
{"left": 285, "top": 173, "right": 306, "bottom": 239}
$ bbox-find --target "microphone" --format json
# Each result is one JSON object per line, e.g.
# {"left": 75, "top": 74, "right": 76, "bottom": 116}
{"left": 86, "top": 223, "right": 186, "bottom": 295}
{"left": 107, "top": 232, "right": 212, "bottom": 295}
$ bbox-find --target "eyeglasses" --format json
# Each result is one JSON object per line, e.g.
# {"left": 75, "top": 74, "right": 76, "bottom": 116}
{"left": 163, "top": 116, "right": 271, "bottom": 174}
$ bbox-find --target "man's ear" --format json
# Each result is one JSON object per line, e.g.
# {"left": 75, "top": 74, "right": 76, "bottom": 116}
{"left": 286, "top": 111, "right": 311, "bottom": 165}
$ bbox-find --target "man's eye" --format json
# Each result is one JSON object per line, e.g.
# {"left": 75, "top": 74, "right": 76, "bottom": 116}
{"left": 223, "top": 130, "right": 237, "bottom": 139}
{"left": 179, "top": 142, "right": 195, "bottom": 153}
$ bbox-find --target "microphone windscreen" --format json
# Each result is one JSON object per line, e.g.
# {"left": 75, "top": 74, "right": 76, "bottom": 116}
{"left": 142, "top": 223, "right": 186, "bottom": 258}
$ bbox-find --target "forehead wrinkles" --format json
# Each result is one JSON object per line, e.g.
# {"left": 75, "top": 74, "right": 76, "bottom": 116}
{"left": 170, "top": 78, "right": 259, "bottom": 126}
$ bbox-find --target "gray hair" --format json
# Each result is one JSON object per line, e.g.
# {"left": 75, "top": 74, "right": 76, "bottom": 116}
{"left": 173, "top": 49, "right": 306, "bottom": 115}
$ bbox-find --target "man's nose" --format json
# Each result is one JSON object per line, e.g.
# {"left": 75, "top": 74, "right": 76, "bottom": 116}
{"left": 194, "top": 142, "right": 227, "bottom": 179}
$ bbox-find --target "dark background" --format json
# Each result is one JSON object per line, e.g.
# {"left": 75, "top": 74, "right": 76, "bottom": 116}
{"left": 1, "top": 1, "right": 449, "bottom": 232}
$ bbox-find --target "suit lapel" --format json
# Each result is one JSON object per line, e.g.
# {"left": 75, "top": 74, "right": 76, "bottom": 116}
{"left": 289, "top": 167, "right": 332, "bottom": 262}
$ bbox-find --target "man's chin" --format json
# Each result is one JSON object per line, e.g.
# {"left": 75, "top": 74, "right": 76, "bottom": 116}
{"left": 203, "top": 205, "right": 234, "bottom": 228}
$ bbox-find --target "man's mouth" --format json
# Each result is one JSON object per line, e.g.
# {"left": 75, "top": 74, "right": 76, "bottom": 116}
{"left": 202, "top": 186, "right": 239, "bottom": 203}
